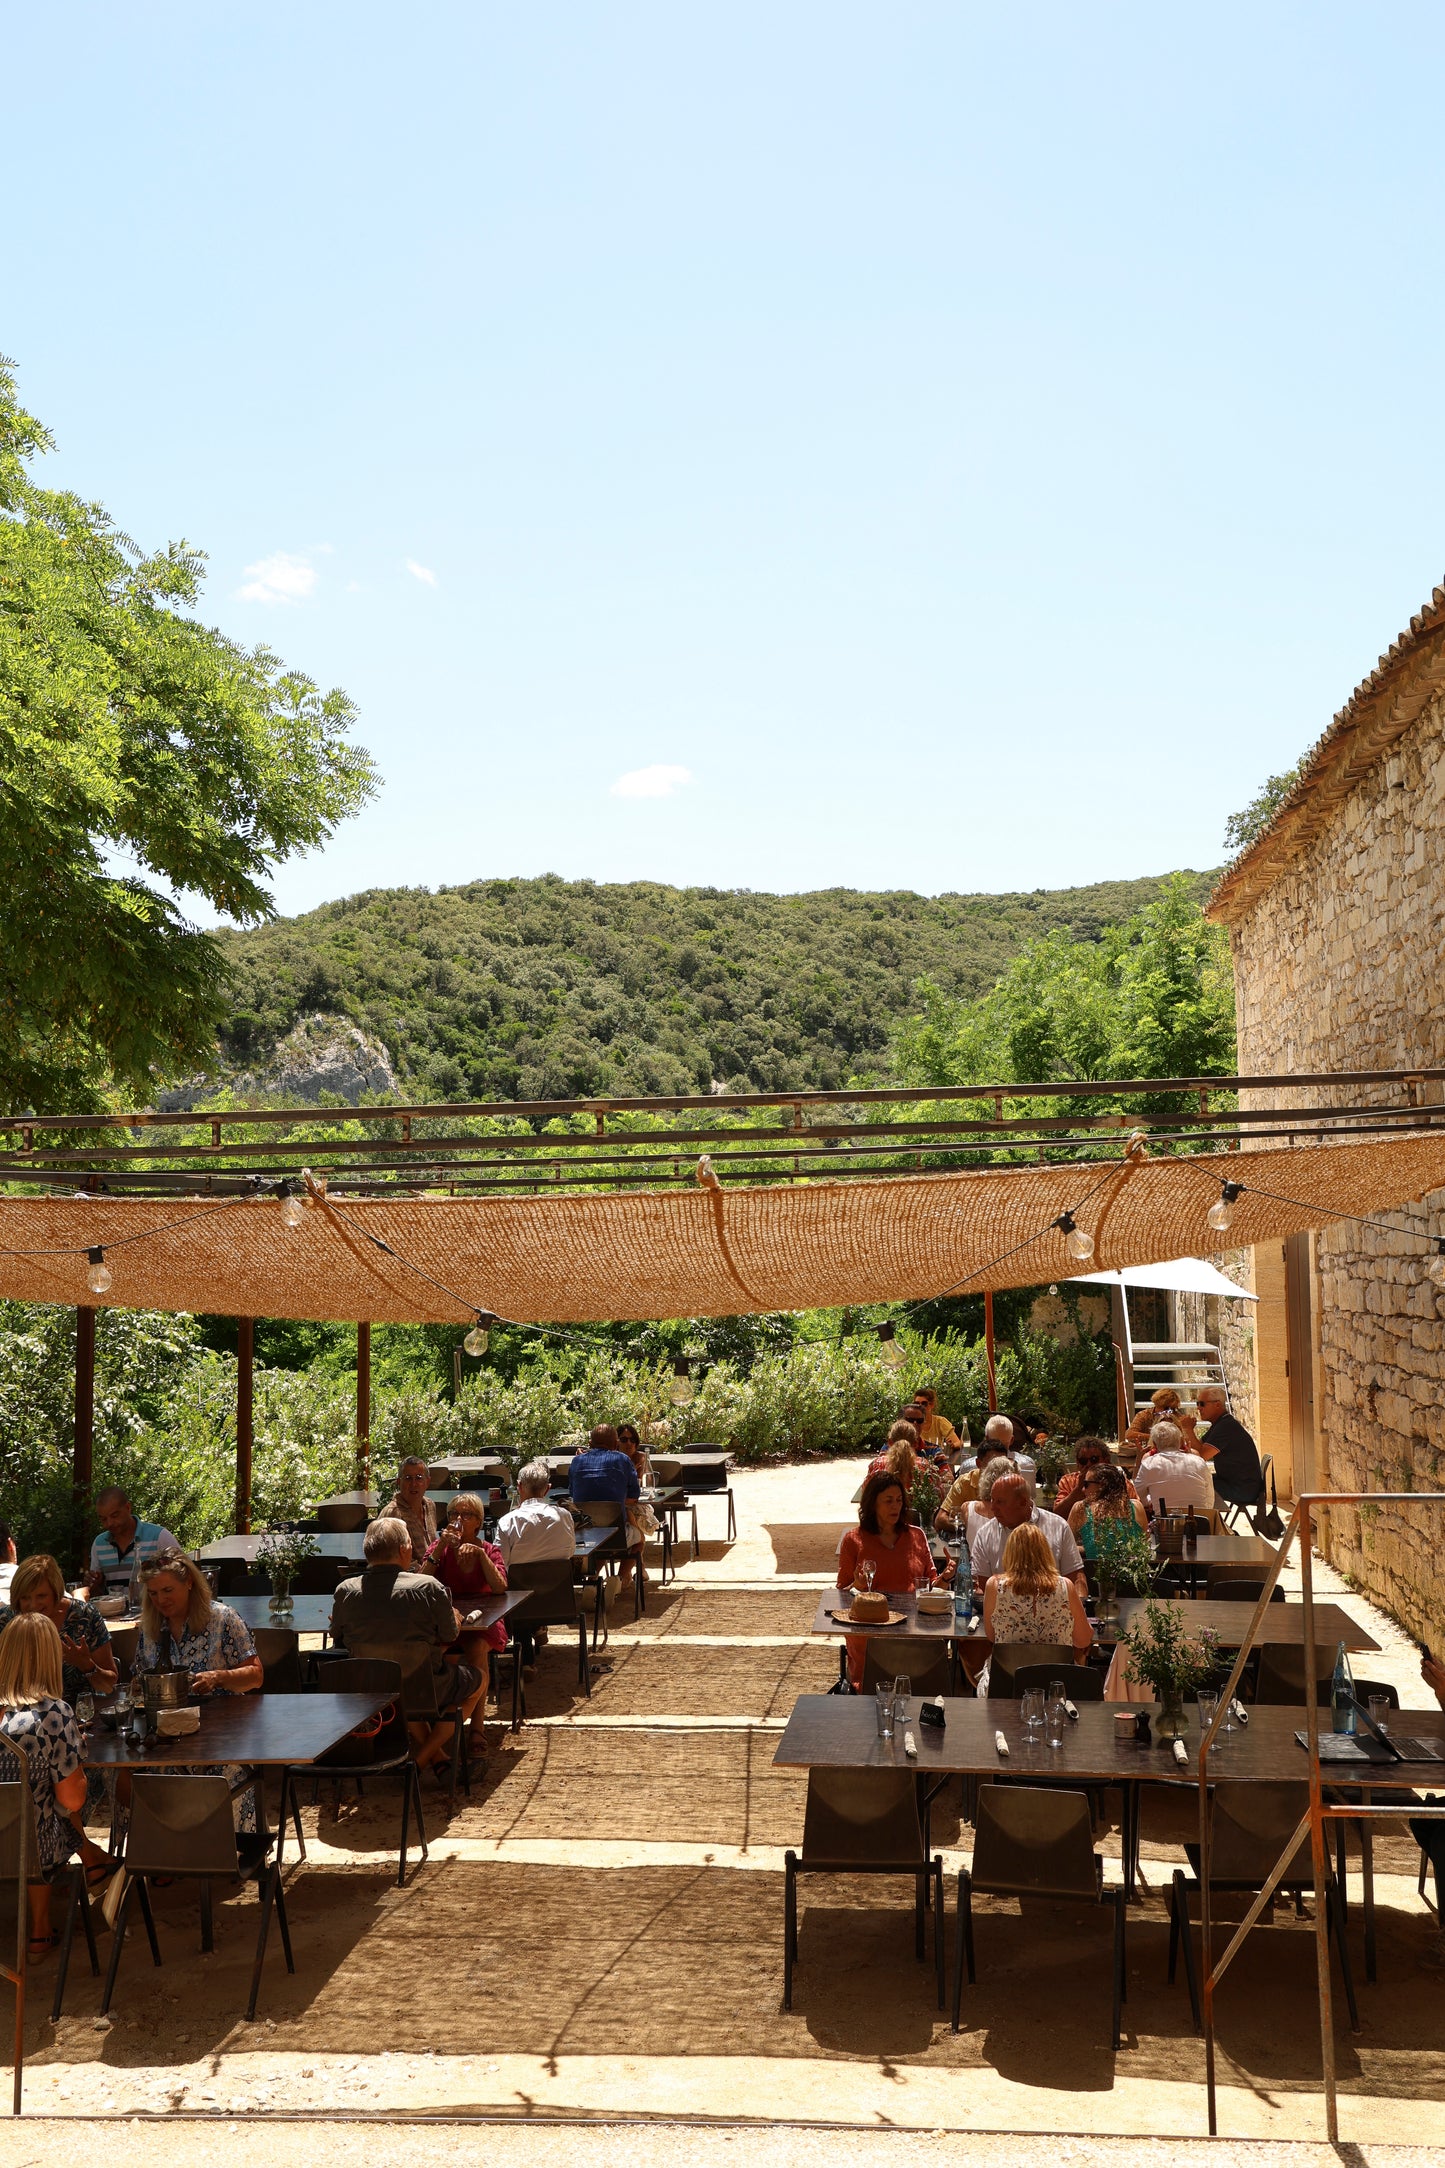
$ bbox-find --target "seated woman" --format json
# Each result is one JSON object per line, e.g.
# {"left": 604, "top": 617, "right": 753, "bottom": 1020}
{"left": 423, "top": 1494, "right": 510, "bottom": 1662}
{"left": 979, "top": 1522, "right": 1093, "bottom": 1683}
{"left": 0, "top": 1612, "right": 92, "bottom": 1961}
{"left": 912, "top": 1386, "right": 960, "bottom": 1459}
{"left": 1121, "top": 1401, "right": 1159, "bottom": 1471}
{"left": 869, "top": 1427, "right": 951, "bottom": 1514}
{"left": 135, "top": 1550, "right": 262, "bottom": 1696}
{"left": 1150, "top": 1386, "right": 1200, "bottom": 1449}
{"left": 1054, "top": 1439, "right": 1139, "bottom": 1518}
{"left": 616, "top": 1423, "right": 660, "bottom": 1573}
{"left": 1067, "top": 1463, "right": 1148, "bottom": 1560}
{"left": 1, "top": 1553, "right": 118, "bottom": 1706}
{"left": 836, "top": 1470, "right": 947, "bottom": 1690}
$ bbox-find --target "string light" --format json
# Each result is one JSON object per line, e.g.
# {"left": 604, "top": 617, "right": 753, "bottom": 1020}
{"left": 463, "top": 1311, "right": 494, "bottom": 1357}
{"left": 876, "top": 1322, "right": 907, "bottom": 1369}
{"left": 670, "top": 1355, "right": 695, "bottom": 1405}
{"left": 1207, "top": 1178, "right": 1245, "bottom": 1234}
{"left": 85, "top": 1246, "right": 112, "bottom": 1296}
{"left": 1053, "top": 1209, "right": 1095, "bottom": 1265}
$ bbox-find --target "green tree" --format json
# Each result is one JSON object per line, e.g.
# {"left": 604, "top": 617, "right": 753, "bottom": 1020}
{"left": 1223, "top": 762, "right": 1303, "bottom": 857}
{"left": 0, "top": 358, "right": 376, "bottom": 1110}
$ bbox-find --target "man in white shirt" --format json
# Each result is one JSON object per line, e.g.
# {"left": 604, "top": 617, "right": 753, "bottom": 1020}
{"left": 968, "top": 1472, "right": 1086, "bottom": 1590}
{"left": 497, "top": 1460, "right": 577, "bottom": 1567}
{"left": 953, "top": 1415, "right": 1038, "bottom": 1499}
{"left": 1134, "top": 1419, "right": 1215, "bottom": 1517}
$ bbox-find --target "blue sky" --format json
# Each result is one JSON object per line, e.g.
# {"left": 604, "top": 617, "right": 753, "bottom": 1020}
{"left": 7, "top": 5, "right": 1445, "bottom": 921}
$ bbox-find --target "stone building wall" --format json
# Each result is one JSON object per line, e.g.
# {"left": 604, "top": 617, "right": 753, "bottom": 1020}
{"left": 1170, "top": 1249, "right": 1258, "bottom": 1439}
{"left": 1220, "top": 684, "right": 1445, "bottom": 1643}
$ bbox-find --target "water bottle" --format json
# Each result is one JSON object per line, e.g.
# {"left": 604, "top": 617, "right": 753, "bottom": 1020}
{"left": 1331, "top": 1641, "right": 1356, "bottom": 1735}
{"left": 953, "top": 1545, "right": 973, "bottom": 1629}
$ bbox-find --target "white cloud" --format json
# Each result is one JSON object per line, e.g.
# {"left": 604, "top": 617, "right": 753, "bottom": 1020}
{"left": 611, "top": 763, "right": 694, "bottom": 800}
{"left": 406, "top": 559, "right": 438, "bottom": 587}
{"left": 237, "top": 552, "right": 318, "bottom": 605}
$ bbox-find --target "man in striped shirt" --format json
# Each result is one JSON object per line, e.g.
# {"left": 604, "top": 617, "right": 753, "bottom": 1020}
{"left": 86, "top": 1487, "right": 179, "bottom": 1598}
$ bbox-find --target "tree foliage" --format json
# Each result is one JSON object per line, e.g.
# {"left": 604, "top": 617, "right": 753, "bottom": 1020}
{"left": 1222, "top": 761, "right": 1304, "bottom": 857}
{"left": 0, "top": 357, "right": 376, "bottom": 1110}
{"left": 207, "top": 869, "right": 1215, "bottom": 1103}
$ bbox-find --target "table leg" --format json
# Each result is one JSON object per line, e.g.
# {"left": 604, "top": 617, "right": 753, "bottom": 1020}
{"left": 1361, "top": 1792, "right": 1377, "bottom": 1985}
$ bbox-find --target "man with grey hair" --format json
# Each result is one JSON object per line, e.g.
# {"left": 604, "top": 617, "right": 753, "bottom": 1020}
{"left": 382, "top": 1456, "right": 437, "bottom": 1563}
{"left": 968, "top": 1470, "right": 1086, "bottom": 1590}
{"left": 497, "top": 1459, "right": 577, "bottom": 1567}
{"left": 333, "top": 1516, "right": 487, "bottom": 1770}
{"left": 1193, "top": 1386, "right": 1262, "bottom": 1510}
{"left": 1135, "top": 1418, "right": 1214, "bottom": 1517}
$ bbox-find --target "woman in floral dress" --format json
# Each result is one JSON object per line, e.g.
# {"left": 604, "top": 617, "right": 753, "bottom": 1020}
{"left": 0, "top": 1612, "right": 90, "bottom": 1961}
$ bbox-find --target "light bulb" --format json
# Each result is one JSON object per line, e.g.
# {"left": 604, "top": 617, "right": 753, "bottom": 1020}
{"left": 463, "top": 1320, "right": 490, "bottom": 1357}
{"left": 1065, "top": 1225, "right": 1095, "bottom": 1264}
{"left": 876, "top": 1323, "right": 907, "bottom": 1369}
{"left": 85, "top": 1247, "right": 111, "bottom": 1296}
{"left": 1206, "top": 1198, "right": 1234, "bottom": 1234}
{"left": 1427, "top": 1245, "right": 1445, "bottom": 1290}
{"left": 670, "top": 1358, "right": 694, "bottom": 1406}
{"left": 280, "top": 1192, "right": 305, "bottom": 1230}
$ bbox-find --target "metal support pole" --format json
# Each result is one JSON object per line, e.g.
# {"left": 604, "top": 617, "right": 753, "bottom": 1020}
{"left": 73, "top": 1305, "right": 95, "bottom": 1574}
{"left": 1300, "top": 1504, "right": 1339, "bottom": 2139}
{"left": 983, "top": 1291, "right": 998, "bottom": 1413}
{"left": 357, "top": 1321, "right": 371, "bottom": 1490}
{"left": 235, "top": 1319, "right": 254, "bottom": 1535}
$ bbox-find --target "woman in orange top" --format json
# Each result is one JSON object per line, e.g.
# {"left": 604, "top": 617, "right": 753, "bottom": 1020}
{"left": 836, "top": 1471, "right": 947, "bottom": 1690}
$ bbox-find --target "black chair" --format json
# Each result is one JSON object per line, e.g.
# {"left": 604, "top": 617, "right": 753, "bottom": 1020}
{"left": 1253, "top": 1646, "right": 1336, "bottom": 1706}
{"left": 954, "top": 1783, "right": 1127, "bottom": 2048}
{"left": 784, "top": 1769, "right": 944, "bottom": 2012}
{"left": 214, "top": 1561, "right": 269, "bottom": 1599}
{"left": 107, "top": 1623, "right": 140, "bottom": 1681}
{"left": 573, "top": 1503, "right": 645, "bottom": 1618}
{"left": 293, "top": 1555, "right": 350, "bottom": 1596}
{"left": 1169, "top": 1780, "right": 1358, "bottom": 2033}
{"left": 1217, "top": 1452, "right": 1276, "bottom": 1534}
{"left": 498, "top": 1560, "right": 593, "bottom": 1729}
{"left": 1208, "top": 1581, "right": 1285, "bottom": 1604}
{"left": 986, "top": 1643, "right": 1077, "bottom": 1698}
{"left": 1330, "top": 1677, "right": 1402, "bottom": 1982}
{"left": 254, "top": 1627, "right": 304, "bottom": 1694}
{"left": 343, "top": 1640, "right": 469, "bottom": 1812}
{"left": 315, "top": 1502, "right": 368, "bottom": 1535}
{"left": 292, "top": 1656, "right": 428, "bottom": 1886}
{"left": 102, "top": 1774, "right": 293, "bottom": 2022}
{"left": 678, "top": 1447, "right": 737, "bottom": 1544}
{"left": 1010, "top": 1662, "right": 1104, "bottom": 1702}
{"left": 0, "top": 1746, "right": 100, "bottom": 2063}
{"left": 860, "top": 1640, "right": 953, "bottom": 1701}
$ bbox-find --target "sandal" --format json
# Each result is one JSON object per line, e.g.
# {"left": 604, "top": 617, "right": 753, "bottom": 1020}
{"left": 84, "top": 1858, "right": 117, "bottom": 1890}
{"left": 27, "top": 1932, "right": 59, "bottom": 1964}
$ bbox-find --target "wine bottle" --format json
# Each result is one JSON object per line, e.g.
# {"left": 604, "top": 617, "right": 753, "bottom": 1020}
{"left": 1331, "top": 1641, "right": 1356, "bottom": 1735}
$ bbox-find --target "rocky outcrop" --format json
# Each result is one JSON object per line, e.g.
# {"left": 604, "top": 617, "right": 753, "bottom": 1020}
{"left": 157, "top": 1013, "right": 396, "bottom": 1110}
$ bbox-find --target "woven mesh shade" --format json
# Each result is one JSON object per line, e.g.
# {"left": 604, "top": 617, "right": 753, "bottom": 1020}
{"left": 5, "top": 1132, "right": 1445, "bottom": 1324}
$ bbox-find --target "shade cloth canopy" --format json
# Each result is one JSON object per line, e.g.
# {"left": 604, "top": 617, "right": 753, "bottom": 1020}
{"left": 1071, "top": 1256, "right": 1258, "bottom": 1301}
{"left": 3, "top": 1133, "right": 1443, "bottom": 1325}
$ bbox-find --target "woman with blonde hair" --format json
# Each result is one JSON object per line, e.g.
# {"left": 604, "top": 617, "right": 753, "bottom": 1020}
{"left": 0, "top": 1554, "right": 117, "bottom": 1706}
{"left": 0, "top": 1612, "right": 91, "bottom": 1960}
{"left": 870, "top": 1423, "right": 949, "bottom": 1511}
{"left": 980, "top": 1522, "right": 1093, "bottom": 1661}
{"left": 135, "top": 1549, "right": 262, "bottom": 1697}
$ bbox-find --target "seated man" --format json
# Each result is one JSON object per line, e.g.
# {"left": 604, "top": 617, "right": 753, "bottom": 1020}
{"left": 497, "top": 1460, "right": 577, "bottom": 1567}
{"left": 935, "top": 1438, "right": 1012, "bottom": 1534}
{"left": 968, "top": 1472, "right": 1086, "bottom": 1592}
{"left": 1135, "top": 1418, "right": 1215, "bottom": 1517}
{"left": 333, "top": 1517, "right": 486, "bottom": 1770}
{"left": 382, "top": 1456, "right": 438, "bottom": 1564}
{"left": 1194, "top": 1386, "right": 1263, "bottom": 1511}
{"left": 86, "top": 1486, "right": 179, "bottom": 1598}
{"left": 568, "top": 1423, "right": 642, "bottom": 1589}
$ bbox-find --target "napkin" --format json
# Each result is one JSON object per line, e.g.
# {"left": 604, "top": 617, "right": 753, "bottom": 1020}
{"left": 903, "top": 1728, "right": 918, "bottom": 1759}
{"left": 1172, "top": 1738, "right": 1190, "bottom": 1767}
{"left": 1063, "top": 1700, "right": 1079, "bottom": 1721}
{"left": 994, "top": 1730, "right": 1010, "bottom": 1758}
{"left": 1231, "top": 1699, "right": 1250, "bottom": 1725}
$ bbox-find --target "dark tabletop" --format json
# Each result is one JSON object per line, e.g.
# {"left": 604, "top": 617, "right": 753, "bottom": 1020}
{"left": 574, "top": 1526, "right": 623, "bottom": 1563}
{"left": 772, "top": 1694, "right": 1445, "bottom": 1786}
{"left": 1187, "top": 1533, "right": 1279, "bottom": 1566}
{"left": 810, "top": 1591, "right": 961, "bottom": 1641}
{"left": 228, "top": 1595, "right": 339, "bottom": 1637}
{"left": 1111, "top": 1597, "right": 1379, "bottom": 1652}
{"left": 198, "top": 1532, "right": 366, "bottom": 1565}
{"left": 81, "top": 1690, "right": 392, "bottom": 1771}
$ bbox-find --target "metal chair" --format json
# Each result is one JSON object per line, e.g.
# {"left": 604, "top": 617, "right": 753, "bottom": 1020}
{"left": 315, "top": 1502, "right": 368, "bottom": 1534}
{"left": 0, "top": 1747, "right": 97, "bottom": 2099}
{"left": 102, "top": 1773, "right": 293, "bottom": 2023}
{"left": 107, "top": 1623, "right": 140, "bottom": 1680}
{"left": 784, "top": 1769, "right": 945, "bottom": 2012}
{"left": 254, "top": 1627, "right": 304, "bottom": 1694}
{"left": 426, "top": 1465, "right": 453, "bottom": 1490}
{"left": 1169, "top": 1780, "right": 1358, "bottom": 2033}
{"left": 213, "top": 1561, "right": 269, "bottom": 1599}
{"left": 293, "top": 1656, "right": 428, "bottom": 1886}
{"left": 860, "top": 1640, "right": 953, "bottom": 1701}
{"left": 1253, "top": 1646, "right": 1337, "bottom": 1706}
{"left": 293, "top": 1555, "right": 350, "bottom": 1596}
{"left": 497, "top": 1559, "right": 593, "bottom": 1729}
{"left": 678, "top": 1447, "right": 737, "bottom": 1544}
{"left": 986, "top": 1643, "right": 1077, "bottom": 1698}
{"left": 573, "top": 1502, "right": 645, "bottom": 1618}
{"left": 1009, "top": 1662, "right": 1104, "bottom": 1702}
{"left": 1217, "top": 1452, "right": 1275, "bottom": 1533}
{"left": 953, "top": 1783, "right": 1127, "bottom": 2047}
{"left": 1207, "top": 1580, "right": 1284, "bottom": 1604}
{"left": 1206, "top": 1563, "right": 1283, "bottom": 1597}
{"left": 346, "top": 1639, "right": 469, "bottom": 1812}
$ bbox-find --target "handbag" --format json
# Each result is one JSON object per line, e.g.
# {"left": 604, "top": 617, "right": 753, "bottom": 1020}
{"left": 1254, "top": 1460, "right": 1285, "bottom": 1540}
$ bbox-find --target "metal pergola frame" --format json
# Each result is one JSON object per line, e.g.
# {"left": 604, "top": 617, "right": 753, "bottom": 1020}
{"left": 1195, "top": 1490, "right": 1445, "bottom": 2141}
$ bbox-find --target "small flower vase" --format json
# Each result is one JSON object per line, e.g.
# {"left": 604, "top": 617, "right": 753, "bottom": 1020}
{"left": 268, "top": 1577, "right": 294, "bottom": 1618}
{"left": 1155, "top": 1689, "right": 1187, "bottom": 1742}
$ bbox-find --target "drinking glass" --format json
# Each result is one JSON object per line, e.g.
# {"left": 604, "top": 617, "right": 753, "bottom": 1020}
{"left": 75, "top": 1691, "right": 95, "bottom": 1736}
{"left": 875, "top": 1685, "right": 895, "bottom": 1742}
{"left": 1367, "top": 1694, "right": 1390, "bottom": 1736}
{"left": 1046, "top": 1677, "right": 1067, "bottom": 1718}
{"left": 1020, "top": 1687, "right": 1045, "bottom": 1742}
{"left": 1044, "top": 1702, "right": 1066, "bottom": 1749}
{"left": 892, "top": 1675, "right": 911, "bottom": 1732}
{"left": 1197, "top": 1691, "right": 1219, "bottom": 1741}
{"left": 857, "top": 1559, "right": 876, "bottom": 1594}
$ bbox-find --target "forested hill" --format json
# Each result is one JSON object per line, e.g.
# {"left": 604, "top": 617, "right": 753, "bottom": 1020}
{"left": 211, "top": 871, "right": 1216, "bottom": 1104}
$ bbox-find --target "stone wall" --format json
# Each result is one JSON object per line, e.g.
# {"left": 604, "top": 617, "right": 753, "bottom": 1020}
{"left": 1170, "top": 1250, "right": 1258, "bottom": 1439}
{"left": 1222, "top": 685, "right": 1445, "bottom": 1641}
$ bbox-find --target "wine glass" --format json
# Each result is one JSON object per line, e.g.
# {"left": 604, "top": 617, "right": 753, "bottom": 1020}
{"left": 75, "top": 1690, "right": 95, "bottom": 1737}
{"left": 891, "top": 1674, "right": 912, "bottom": 1733}
{"left": 1021, "top": 1687, "right": 1045, "bottom": 1743}
{"left": 857, "top": 1558, "right": 876, "bottom": 1594}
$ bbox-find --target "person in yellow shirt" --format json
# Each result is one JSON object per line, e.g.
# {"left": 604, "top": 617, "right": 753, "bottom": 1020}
{"left": 913, "top": 1387, "right": 960, "bottom": 1456}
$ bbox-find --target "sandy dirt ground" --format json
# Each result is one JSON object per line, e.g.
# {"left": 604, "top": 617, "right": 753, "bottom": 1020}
{"left": 9, "top": 1456, "right": 1444, "bottom": 2148}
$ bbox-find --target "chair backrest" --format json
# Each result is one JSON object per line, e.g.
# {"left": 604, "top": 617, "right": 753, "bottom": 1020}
{"left": 108, "top": 1623, "right": 140, "bottom": 1679}
{"left": 1254, "top": 1645, "right": 1335, "bottom": 1705}
{"left": 316, "top": 1502, "right": 369, "bottom": 1534}
{"left": 214, "top": 1560, "right": 268, "bottom": 1598}
{"left": 342, "top": 1637, "right": 439, "bottom": 1718}
{"left": 504, "top": 1558, "right": 582, "bottom": 1626}
{"left": 312, "top": 1656, "right": 410, "bottom": 1764}
{"left": 125, "top": 1774, "right": 238, "bottom": 1877}
{"left": 1208, "top": 1580, "right": 1284, "bottom": 1604}
{"left": 650, "top": 1457, "right": 683, "bottom": 1484}
{"left": 293, "top": 1555, "right": 349, "bottom": 1596}
{"left": 1208, "top": 1781, "right": 1314, "bottom": 1885}
{"left": 1207, "top": 1563, "right": 1278, "bottom": 1594}
{"left": 680, "top": 1452, "right": 728, "bottom": 1492}
{"left": 800, "top": 1768, "right": 925, "bottom": 1865}
{"left": 1351, "top": 1676, "right": 1400, "bottom": 1710}
{"left": 987, "top": 1643, "right": 1076, "bottom": 1698}
{"left": 253, "top": 1627, "right": 304, "bottom": 1693}
{"left": 0, "top": 1743, "right": 36, "bottom": 1884}
{"left": 860, "top": 1640, "right": 952, "bottom": 1700}
{"left": 427, "top": 1465, "right": 453, "bottom": 1490}
{"left": 575, "top": 1500, "right": 624, "bottom": 1528}
{"left": 1010, "top": 1661, "right": 1104, "bottom": 1702}
{"left": 972, "top": 1782, "right": 1098, "bottom": 1898}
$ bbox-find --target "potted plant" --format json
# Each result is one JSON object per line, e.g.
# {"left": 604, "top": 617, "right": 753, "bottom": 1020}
{"left": 1121, "top": 1598, "right": 1220, "bottom": 1741}
{"left": 1092, "top": 1514, "right": 1155, "bottom": 1624}
{"left": 256, "top": 1527, "right": 320, "bottom": 1617}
